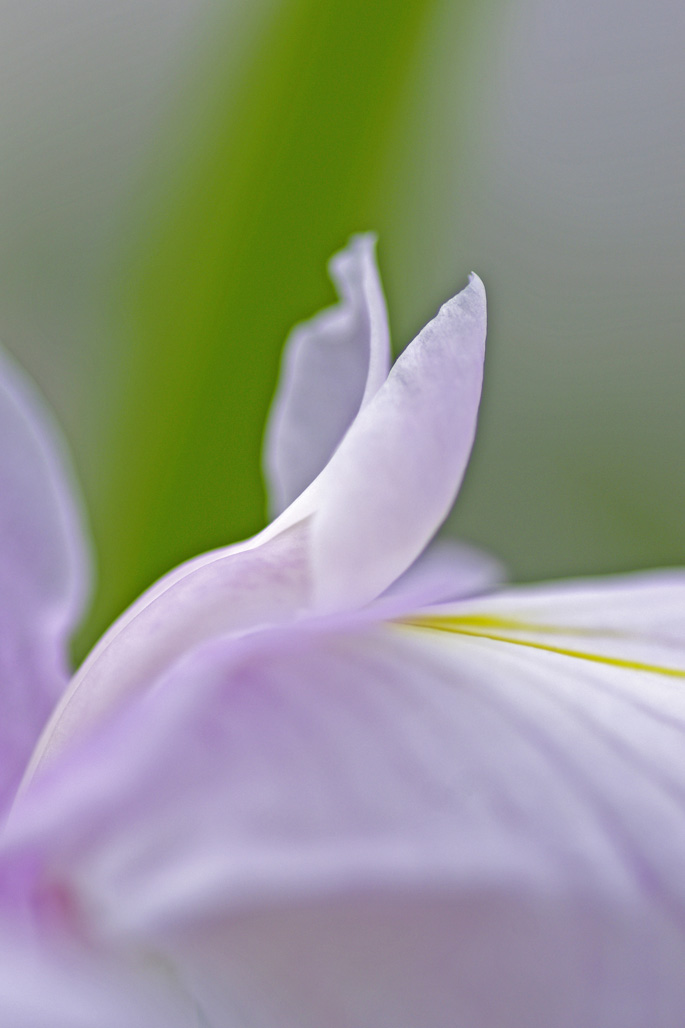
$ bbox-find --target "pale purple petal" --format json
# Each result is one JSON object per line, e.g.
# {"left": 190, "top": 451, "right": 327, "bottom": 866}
{"left": 306, "top": 273, "right": 486, "bottom": 611}
{"left": 378, "top": 537, "right": 504, "bottom": 610}
{"left": 20, "top": 271, "right": 485, "bottom": 780}
{"left": 23, "top": 238, "right": 391, "bottom": 778}
{"left": 22, "top": 518, "right": 312, "bottom": 780}
{"left": 420, "top": 568, "right": 685, "bottom": 667}
{"left": 264, "top": 234, "right": 390, "bottom": 516}
{"left": 10, "top": 576, "right": 685, "bottom": 1026}
{"left": 0, "top": 348, "right": 89, "bottom": 811}
{"left": 0, "top": 932, "right": 193, "bottom": 1027}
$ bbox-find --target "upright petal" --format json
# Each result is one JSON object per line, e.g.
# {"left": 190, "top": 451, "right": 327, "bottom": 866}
{"left": 264, "top": 234, "right": 390, "bottom": 516}
{"left": 19, "top": 259, "right": 484, "bottom": 779}
{"left": 0, "top": 348, "right": 89, "bottom": 811}
{"left": 8, "top": 585, "right": 685, "bottom": 1027}
{"left": 305, "top": 273, "right": 486, "bottom": 611}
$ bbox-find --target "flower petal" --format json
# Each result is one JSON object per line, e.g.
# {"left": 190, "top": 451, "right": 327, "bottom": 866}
{"left": 0, "top": 932, "right": 192, "bottom": 1027}
{"left": 0, "top": 348, "right": 89, "bottom": 811}
{"left": 11, "top": 577, "right": 685, "bottom": 1026}
{"left": 19, "top": 266, "right": 484, "bottom": 780}
{"left": 263, "top": 234, "right": 390, "bottom": 517}
{"left": 306, "top": 272, "right": 486, "bottom": 611}
{"left": 378, "top": 537, "right": 504, "bottom": 610}
{"left": 24, "top": 237, "right": 389, "bottom": 778}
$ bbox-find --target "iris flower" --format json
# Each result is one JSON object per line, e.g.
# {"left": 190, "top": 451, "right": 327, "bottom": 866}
{"left": 1, "top": 235, "right": 685, "bottom": 1026}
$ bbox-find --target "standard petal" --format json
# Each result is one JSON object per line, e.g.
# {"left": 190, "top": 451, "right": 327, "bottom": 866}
{"left": 0, "top": 348, "right": 90, "bottom": 811}
{"left": 10, "top": 588, "right": 685, "bottom": 1027}
{"left": 263, "top": 234, "right": 390, "bottom": 516}
{"left": 305, "top": 272, "right": 486, "bottom": 611}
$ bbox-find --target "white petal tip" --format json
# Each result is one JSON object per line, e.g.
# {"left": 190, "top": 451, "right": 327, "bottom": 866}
{"left": 466, "top": 272, "right": 486, "bottom": 302}
{"left": 439, "top": 272, "right": 486, "bottom": 325}
{"left": 328, "top": 233, "right": 378, "bottom": 292}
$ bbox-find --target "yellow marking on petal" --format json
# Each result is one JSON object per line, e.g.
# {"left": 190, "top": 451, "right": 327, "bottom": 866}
{"left": 399, "top": 615, "right": 685, "bottom": 680}
{"left": 415, "top": 613, "right": 629, "bottom": 638}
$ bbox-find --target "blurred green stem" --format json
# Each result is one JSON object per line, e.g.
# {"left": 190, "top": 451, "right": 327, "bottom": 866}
{"left": 78, "top": 0, "right": 458, "bottom": 656}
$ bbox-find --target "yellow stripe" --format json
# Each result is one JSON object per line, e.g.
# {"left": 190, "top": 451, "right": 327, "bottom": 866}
{"left": 414, "top": 613, "right": 629, "bottom": 638}
{"left": 399, "top": 616, "right": 685, "bottom": 680}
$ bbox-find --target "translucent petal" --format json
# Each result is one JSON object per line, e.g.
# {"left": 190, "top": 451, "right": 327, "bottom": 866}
{"left": 0, "top": 349, "right": 89, "bottom": 811}
{"left": 263, "top": 234, "right": 390, "bottom": 516}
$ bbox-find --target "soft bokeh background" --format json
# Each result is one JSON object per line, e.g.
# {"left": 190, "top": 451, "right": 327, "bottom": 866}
{"left": 1, "top": 0, "right": 683, "bottom": 659}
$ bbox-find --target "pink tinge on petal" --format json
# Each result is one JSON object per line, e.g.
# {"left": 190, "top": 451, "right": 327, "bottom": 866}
{"left": 378, "top": 537, "right": 504, "bottom": 610}
{"left": 264, "top": 234, "right": 390, "bottom": 517}
{"left": 0, "top": 348, "right": 90, "bottom": 813}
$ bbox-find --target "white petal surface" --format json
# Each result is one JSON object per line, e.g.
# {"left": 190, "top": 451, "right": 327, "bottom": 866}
{"left": 0, "top": 348, "right": 89, "bottom": 811}
{"left": 415, "top": 568, "right": 685, "bottom": 667}
{"left": 264, "top": 234, "right": 390, "bottom": 516}
{"left": 306, "top": 273, "right": 486, "bottom": 611}
{"left": 10, "top": 575, "right": 685, "bottom": 1027}
{"left": 20, "top": 266, "right": 484, "bottom": 780}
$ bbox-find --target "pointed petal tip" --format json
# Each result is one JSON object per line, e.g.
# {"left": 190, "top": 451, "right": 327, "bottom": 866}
{"left": 467, "top": 271, "right": 485, "bottom": 295}
{"left": 422, "top": 272, "right": 486, "bottom": 366}
{"left": 426, "top": 273, "right": 486, "bottom": 361}
{"left": 458, "top": 271, "right": 486, "bottom": 315}
{"left": 430, "top": 273, "right": 486, "bottom": 337}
